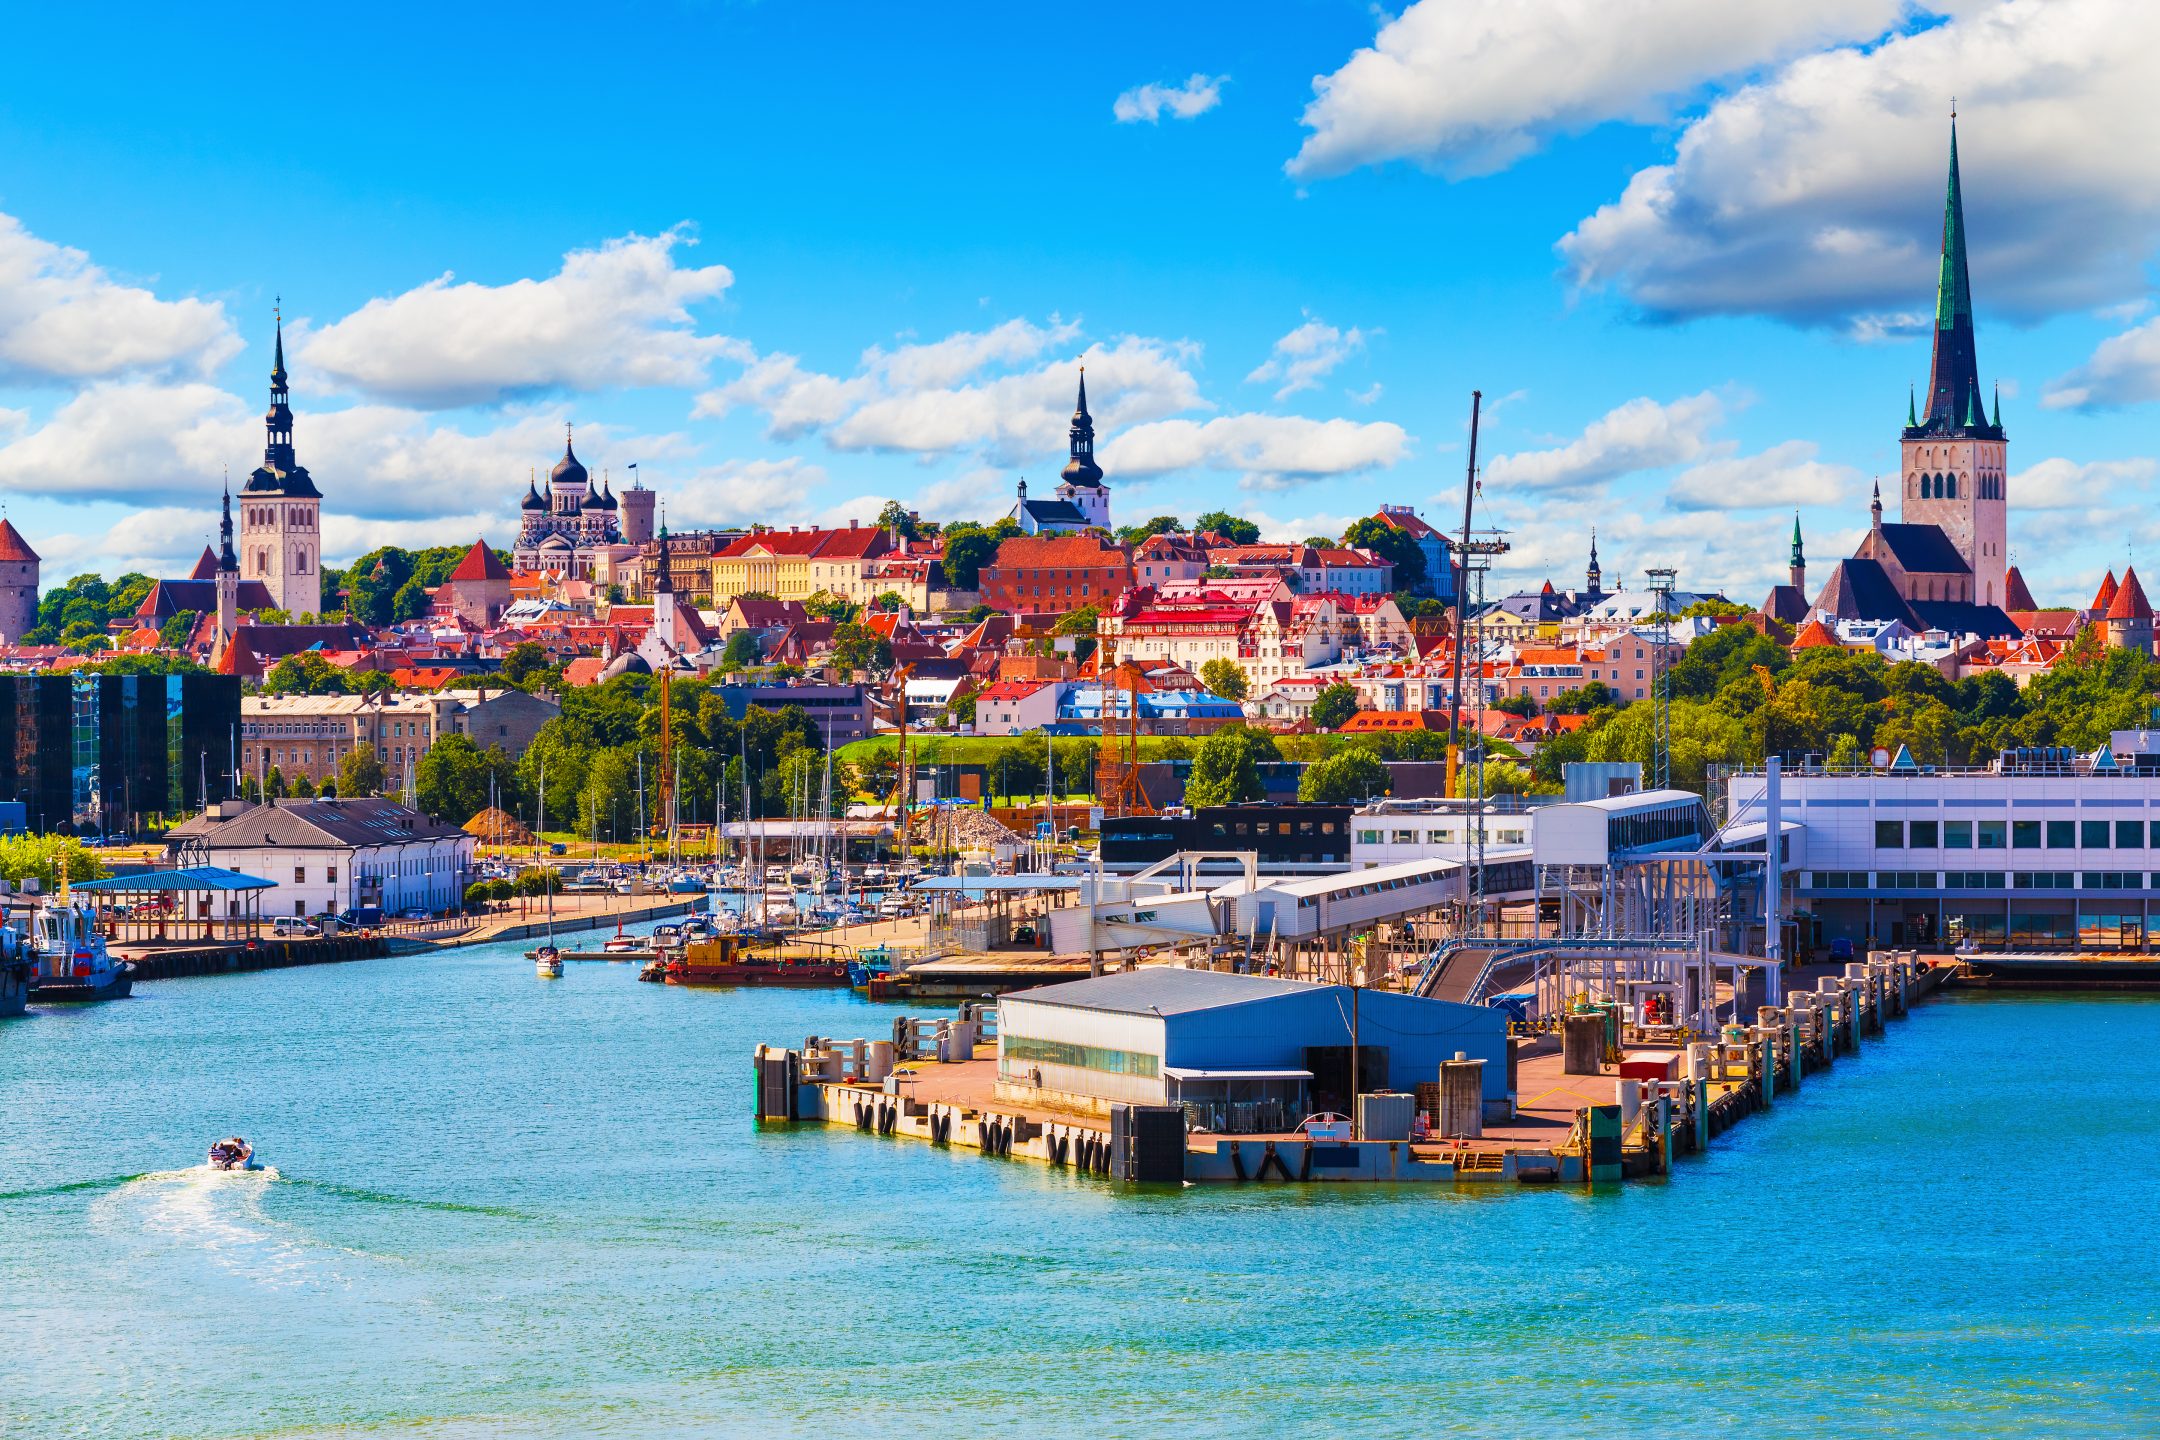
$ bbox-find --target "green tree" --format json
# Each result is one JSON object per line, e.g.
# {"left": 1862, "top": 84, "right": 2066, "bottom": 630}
{"left": 876, "top": 500, "right": 919, "bottom": 539}
{"left": 940, "top": 520, "right": 1019, "bottom": 590}
{"left": 1115, "top": 515, "right": 1185, "bottom": 544}
{"left": 1340, "top": 517, "right": 1427, "bottom": 592}
{"left": 1492, "top": 692, "right": 1538, "bottom": 717}
{"left": 1183, "top": 725, "right": 1279, "bottom": 807}
{"left": 803, "top": 591, "right": 858, "bottom": 622}
{"left": 262, "top": 653, "right": 353, "bottom": 696}
{"left": 158, "top": 609, "right": 199, "bottom": 650}
{"left": 1546, "top": 681, "right": 1617, "bottom": 715}
{"left": 1052, "top": 605, "right": 1100, "bottom": 663}
{"left": 1310, "top": 682, "right": 1360, "bottom": 732}
{"left": 416, "top": 732, "right": 518, "bottom": 825}
{"left": 720, "top": 630, "right": 761, "bottom": 670}
{"left": 0, "top": 835, "right": 108, "bottom": 888}
{"left": 338, "top": 743, "right": 387, "bottom": 799}
{"left": 501, "top": 641, "right": 548, "bottom": 687}
{"left": 827, "top": 622, "right": 894, "bottom": 679}
{"left": 1193, "top": 511, "right": 1260, "bottom": 544}
{"left": 1585, "top": 697, "right": 1749, "bottom": 792}
{"left": 1198, "top": 658, "right": 1249, "bottom": 702}
{"left": 345, "top": 548, "right": 416, "bottom": 627}
{"left": 871, "top": 591, "right": 907, "bottom": 612}
{"left": 1298, "top": 747, "right": 1390, "bottom": 803}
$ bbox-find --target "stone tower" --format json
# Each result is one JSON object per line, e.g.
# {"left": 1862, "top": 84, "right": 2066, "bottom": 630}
{"left": 620, "top": 474, "right": 657, "bottom": 547}
{"left": 1900, "top": 119, "right": 2009, "bottom": 607}
{"left": 239, "top": 312, "right": 324, "bottom": 616}
{"left": 0, "top": 516, "right": 39, "bottom": 644}
{"left": 1788, "top": 512, "right": 1805, "bottom": 594}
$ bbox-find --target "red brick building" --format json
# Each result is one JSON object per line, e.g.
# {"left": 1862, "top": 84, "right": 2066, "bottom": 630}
{"left": 978, "top": 534, "right": 1133, "bottom": 618}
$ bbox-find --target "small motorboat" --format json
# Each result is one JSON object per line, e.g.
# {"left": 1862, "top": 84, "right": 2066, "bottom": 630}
{"left": 534, "top": 946, "right": 563, "bottom": 978}
{"left": 207, "top": 1137, "right": 259, "bottom": 1171}
{"left": 602, "top": 934, "right": 645, "bottom": 955}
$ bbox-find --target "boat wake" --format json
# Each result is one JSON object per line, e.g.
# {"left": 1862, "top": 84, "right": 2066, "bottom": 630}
{"left": 89, "top": 1164, "right": 375, "bottom": 1288}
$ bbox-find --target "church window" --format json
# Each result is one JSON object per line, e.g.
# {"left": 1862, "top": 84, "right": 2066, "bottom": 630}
{"left": 1948, "top": 474, "right": 1958, "bottom": 498}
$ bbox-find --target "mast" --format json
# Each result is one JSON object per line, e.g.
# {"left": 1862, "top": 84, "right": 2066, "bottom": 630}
{"left": 1447, "top": 389, "right": 1482, "bottom": 746}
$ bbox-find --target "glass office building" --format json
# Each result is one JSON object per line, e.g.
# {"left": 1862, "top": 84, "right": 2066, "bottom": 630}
{"left": 0, "top": 674, "right": 240, "bottom": 835}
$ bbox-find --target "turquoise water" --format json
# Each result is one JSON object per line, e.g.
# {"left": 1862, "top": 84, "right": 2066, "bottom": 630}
{"left": 4, "top": 940, "right": 2157, "bottom": 1439}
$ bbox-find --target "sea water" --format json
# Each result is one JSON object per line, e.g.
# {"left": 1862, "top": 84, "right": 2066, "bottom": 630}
{"left": 3, "top": 939, "right": 2156, "bottom": 1438}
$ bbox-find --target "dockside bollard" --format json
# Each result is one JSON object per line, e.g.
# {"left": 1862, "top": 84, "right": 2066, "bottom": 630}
{"left": 1687, "top": 1043, "right": 1712, "bottom": 1151}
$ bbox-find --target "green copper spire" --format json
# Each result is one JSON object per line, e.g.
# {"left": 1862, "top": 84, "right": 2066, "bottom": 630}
{"left": 1907, "top": 385, "right": 1917, "bottom": 428}
{"left": 1789, "top": 512, "right": 1804, "bottom": 568}
{"left": 1921, "top": 118, "right": 1986, "bottom": 434}
{"left": 1935, "top": 121, "right": 1972, "bottom": 333}
{"left": 1992, "top": 383, "right": 2002, "bottom": 430}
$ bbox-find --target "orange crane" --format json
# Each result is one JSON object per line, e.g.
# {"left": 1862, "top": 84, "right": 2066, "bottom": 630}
{"left": 1093, "top": 620, "right": 1152, "bottom": 818}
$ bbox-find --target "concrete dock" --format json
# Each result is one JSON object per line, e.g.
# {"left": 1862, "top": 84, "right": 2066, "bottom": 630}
{"left": 756, "top": 951, "right": 1952, "bottom": 1186}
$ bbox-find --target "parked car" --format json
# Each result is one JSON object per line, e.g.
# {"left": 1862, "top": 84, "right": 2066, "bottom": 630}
{"left": 399, "top": 907, "right": 432, "bottom": 921}
{"left": 271, "top": 917, "right": 321, "bottom": 938}
{"left": 337, "top": 906, "right": 385, "bottom": 929}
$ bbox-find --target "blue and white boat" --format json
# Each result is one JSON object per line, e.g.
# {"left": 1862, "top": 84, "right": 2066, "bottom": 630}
{"left": 27, "top": 890, "right": 133, "bottom": 1003}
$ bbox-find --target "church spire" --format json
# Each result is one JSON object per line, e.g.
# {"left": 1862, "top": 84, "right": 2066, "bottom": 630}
{"left": 1916, "top": 115, "right": 1990, "bottom": 437}
{"left": 264, "top": 305, "right": 296, "bottom": 474}
{"left": 1585, "top": 529, "right": 1602, "bottom": 593}
{"left": 1871, "top": 479, "right": 1883, "bottom": 531}
{"left": 1060, "top": 366, "right": 1103, "bottom": 488}
{"left": 1789, "top": 511, "right": 1806, "bottom": 593}
{"left": 218, "top": 483, "right": 237, "bottom": 572}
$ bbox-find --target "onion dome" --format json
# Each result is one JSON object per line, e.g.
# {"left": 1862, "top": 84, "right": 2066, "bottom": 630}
{"left": 590, "top": 476, "right": 618, "bottom": 510}
{"left": 521, "top": 472, "right": 547, "bottom": 510}
{"left": 550, "top": 428, "right": 589, "bottom": 489}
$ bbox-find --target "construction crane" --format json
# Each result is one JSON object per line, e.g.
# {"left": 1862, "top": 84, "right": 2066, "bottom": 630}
{"left": 882, "top": 662, "right": 917, "bottom": 857}
{"left": 1095, "top": 656, "right": 1152, "bottom": 819}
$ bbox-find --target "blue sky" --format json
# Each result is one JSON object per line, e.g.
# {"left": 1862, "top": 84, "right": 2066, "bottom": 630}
{"left": 1, "top": 0, "right": 2157, "bottom": 606}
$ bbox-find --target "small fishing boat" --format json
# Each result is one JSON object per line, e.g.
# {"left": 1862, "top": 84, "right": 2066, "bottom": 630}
{"left": 657, "top": 934, "right": 850, "bottom": 987}
{"left": 207, "top": 1137, "right": 259, "bottom": 1171}
{"left": 602, "top": 935, "right": 645, "bottom": 956}
{"left": 534, "top": 946, "right": 563, "bottom": 978}
{"left": 846, "top": 944, "right": 899, "bottom": 989}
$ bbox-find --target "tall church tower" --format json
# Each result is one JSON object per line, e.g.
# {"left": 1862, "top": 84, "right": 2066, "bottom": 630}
{"left": 239, "top": 312, "right": 323, "bottom": 616}
{"left": 1900, "top": 119, "right": 2009, "bottom": 607}
{"left": 1052, "top": 369, "right": 1111, "bottom": 532}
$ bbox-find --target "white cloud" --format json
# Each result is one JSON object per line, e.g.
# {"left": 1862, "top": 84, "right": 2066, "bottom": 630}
{"left": 0, "top": 380, "right": 682, "bottom": 535}
{"left": 1113, "top": 74, "right": 1226, "bottom": 124}
{"left": 1348, "top": 383, "right": 1383, "bottom": 406}
{"left": 1667, "top": 439, "right": 1859, "bottom": 511}
{"left": 1482, "top": 392, "right": 1723, "bottom": 494}
{"left": 1104, "top": 414, "right": 1409, "bottom": 493}
{"left": 0, "top": 212, "right": 239, "bottom": 384}
{"left": 2009, "top": 456, "right": 2158, "bottom": 509}
{"left": 1561, "top": 0, "right": 2160, "bottom": 325}
{"left": 2043, "top": 315, "right": 2160, "bottom": 410}
{"left": 301, "top": 226, "right": 739, "bottom": 408}
{"left": 668, "top": 458, "right": 833, "bottom": 529}
{"left": 1242, "top": 508, "right": 1363, "bottom": 544}
{"left": 1287, "top": 0, "right": 1904, "bottom": 180}
{"left": 702, "top": 323, "right": 1203, "bottom": 465}
{"left": 1246, "top": 316, "right": 1369, "bottom": 399}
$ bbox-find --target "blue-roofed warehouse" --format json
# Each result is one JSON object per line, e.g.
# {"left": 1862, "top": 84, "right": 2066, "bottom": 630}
{"left": 996, "top": 967, "right": 1507, "bottom": 1130}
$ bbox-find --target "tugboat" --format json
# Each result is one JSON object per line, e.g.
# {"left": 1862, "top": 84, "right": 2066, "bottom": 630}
{"left": 27, "top": 882, "right": 133, "bottom": 1003}
{"left": 207, "top": 1137, "right": 260, "bottom": 1171}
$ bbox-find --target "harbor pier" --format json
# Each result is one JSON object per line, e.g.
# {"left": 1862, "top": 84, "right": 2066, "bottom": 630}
{"left": 755, "top": 951, "right": 1950, "bottom": 1186}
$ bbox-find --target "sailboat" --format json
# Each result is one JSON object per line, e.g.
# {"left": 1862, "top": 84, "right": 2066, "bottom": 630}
{"left": 532, "top": 764, "right": 562, "bottom": 976}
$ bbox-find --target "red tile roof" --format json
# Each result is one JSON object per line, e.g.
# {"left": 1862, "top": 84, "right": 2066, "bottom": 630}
{"left": 2106, "top": 566, "right": 2153, "bottom": 621}
{"left": 1792, "top": 618, "right": 1840, "bottom": 649}
{"left": 2091, "top": 569, "right": 2119, "bottom": 615}
{"left": 448, "top": 540, "right": 512, "bottom": 583}
{"left": 0, "top": 519, "right": 40, "bottom": 565}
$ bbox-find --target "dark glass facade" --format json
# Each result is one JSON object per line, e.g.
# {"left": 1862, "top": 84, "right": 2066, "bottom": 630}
{"left": 0, "top": 674, "right": 239, "bottom": 834}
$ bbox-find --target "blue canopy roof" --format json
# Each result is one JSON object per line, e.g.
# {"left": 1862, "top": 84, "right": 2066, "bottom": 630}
{"left": 72, "top": 866, "right": 278, "bottom": 893}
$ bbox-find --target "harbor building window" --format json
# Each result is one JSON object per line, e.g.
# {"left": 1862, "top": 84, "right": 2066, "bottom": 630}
{"left": 2048, "top": 820, "right": 2076, "bottom": 848}
{"left": 293, "top": 866, "right": 305, "bottom": 883}
{"left": 1876, "top": 820, "right": 1904, "bottom": 847}
{"left": 1879, "top": 871, "right": 1937, "bottom": 889}
{"left": 2014, "top": 872, "right": 2076, "bottom": 890}
{"left": 2077, "top": 912, "right": 2145, "bottom": 951}
{"left": 1944, "top": 871, "right": 2005, "bottom": 889}
{"left": 2118, "top": 821, "right": 2144, "bottom": 849}
{"left": 1909, "top": 820, "right": 1939, "bottom": 848}
{"left": 2013, "top": 821, "right": 2042, "bottom": 849}
{"left": 2009, "top": 913, "right": 2075, "bottom": 950}
{"left": 2083, "top": 871, "right": 2141, "bottom": 891}
{"left": 1944, "top": 821, "right": 1972, "bottom": 849}
{"left": 1977, "top": 821, "right": 2006, "bottom": 850}
{"left": 2082, "top": 820, "right": 2111, "bottom": 848}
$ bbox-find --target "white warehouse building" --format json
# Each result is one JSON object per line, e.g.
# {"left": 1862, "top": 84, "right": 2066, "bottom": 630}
{"left": 168, "top": 797, "right": 477, "bottom": 919}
